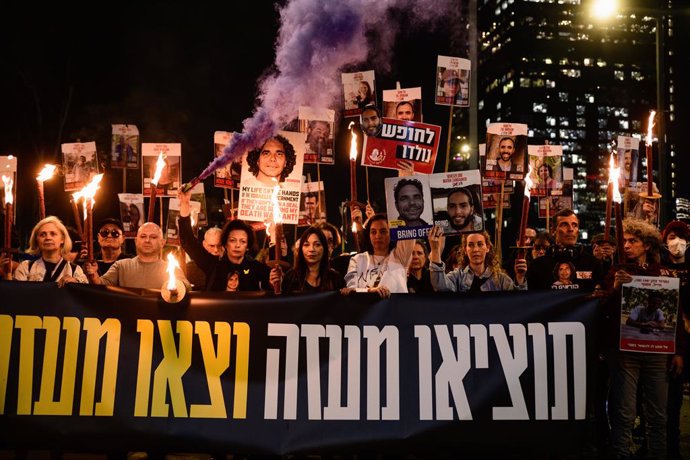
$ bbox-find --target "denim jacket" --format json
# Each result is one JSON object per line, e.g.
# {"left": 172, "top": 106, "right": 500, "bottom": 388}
{"left": 429, "top": 262, "right": 526, "bottom": 292}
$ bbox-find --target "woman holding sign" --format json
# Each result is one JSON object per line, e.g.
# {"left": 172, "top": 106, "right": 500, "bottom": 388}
{"left": 342, "top": 211, "right": 414, "bottom": 298}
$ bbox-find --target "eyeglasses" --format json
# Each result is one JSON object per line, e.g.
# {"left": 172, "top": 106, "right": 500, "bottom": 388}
{"left": 99, "top": 230, "right": 122, "bottom": 238}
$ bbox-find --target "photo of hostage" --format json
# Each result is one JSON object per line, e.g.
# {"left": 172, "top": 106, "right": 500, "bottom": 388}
{"left": 437, "top": 186, "right": 483, "bottom": 234}
{"left": 496, "top": 137, "right": 516, "bottom": 172}
{"left": 245, "top": 135, "right": 297, "bottom": 187}
{"left": 393, "top": 178, "right": 429, "bottom": 228}
{"left": 305, "top": 120, "right": 332, "bottom": 156}
{"left": 552, "top": 261, "right": 576, "bottom": 288}
{"left": 624, "top": 290, "right": 667, "bottom": 334}
{"left": 395, "top": 101, "right": 415, "bottom": 121}
{"left": 360, "top": 106, "right": 382, "bottom": 137}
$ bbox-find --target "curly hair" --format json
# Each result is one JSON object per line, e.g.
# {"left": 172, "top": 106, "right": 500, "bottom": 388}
{"left": 246, "top": 135, "right": 297, "bottom": 183}
{"left": 27, "top": 216, "right": 73, "bottom": 257}
{"left": 622, "top": 218, "right": 662, "bottom": 264}
{"left": 552, "top": 261, "right": 576, "bottom": 283}
{"left": 220, "top": 219, "right": 256, "bottom": 256}
{"left": 458, "top": 231, "right": 503, "bottom": 284}
{"left": 394, "top": 178, "right": 424, "bottom": 202}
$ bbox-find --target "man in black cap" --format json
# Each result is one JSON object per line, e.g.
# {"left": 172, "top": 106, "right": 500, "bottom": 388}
{"left": 94, "top": 218, "right": 132, "bottom": 275}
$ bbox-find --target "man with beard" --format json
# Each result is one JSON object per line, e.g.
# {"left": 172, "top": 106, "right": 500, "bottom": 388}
{"left": 395, "top": 101, "right": 415, "bottom": 121}
{"left": 393, "top": 178, "right": 428, "bottom": 227}
{"left": 445, "top": 187, "right": 482, "bottom": 232}
{"left": 496, "top": 137, "right": 516, "bottom": 172}
{"left": 361, "top": 106, "right": 382, "bottom": 137}
{"left": 305, "top": 120, "right": 331, "bottom": 156}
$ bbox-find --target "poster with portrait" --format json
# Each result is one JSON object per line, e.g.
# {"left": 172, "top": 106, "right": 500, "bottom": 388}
{"left": 480, "top": 142, "right": 513, "bottom": 208}
{"left": 0, "top": 155, "right": 17, "bottom": 180}
{"left": 165, "top": 198, "right": 201, "bottom": 247}
{"left": 361, "top": 118, "right": 441, "bottom": 174}
{"left": 237, "top": 131, "right": 305, "bottom": 225}
{"left": 482, "top": 123, "right": 529, "bottom": 181}
{"left": 142, "top": 143, "right": 181, "bottom": 197}
{"left": 298, "top": 181, "right": 326, "bottom": 227}
{"left": 538, "top": 168, "right": 573, "bottom": 218}
{"left": 189, "top": 182, "right": 208, "bottom": 228}
{"left": 620, "top": 276, "right": 679, "bottom": 353}
{"left": 213, "top": 131, "right": 243, "bottom": 189}
{"left": 384, "top": 175, "right": 433, "bottom": 241}
{"left": 435, "top": 55, "right": 470, "bottom": 107}
{"left": 429, "top": 170, "right": 484, "bottom": 236}
{"left": 62, "top": 141, "right": 99, "bottom": 192}
{"left": 624, "top": 181, "right": 660, "bottom": 227}
{"left": 111, "top": 124, "right": 139, "bottom": 169}
{"left": 298, "top": 106, "right": 336, "bottom": 164}
{"left": 382, "top": 87, "right": 423, "bottom": 122}
{"left": 617, "top": 135, "right": 640, "bottom": 191}
{"left": 117, "top": 193, "right": 144, "bottom": 239}
{"left": 528, "top": 144, "right": 563, "bottom": 197}
{"left": 342, "top": 70, "right": 376, "bottom": 118}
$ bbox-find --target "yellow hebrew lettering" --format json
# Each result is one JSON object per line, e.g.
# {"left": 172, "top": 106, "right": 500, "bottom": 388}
{"left": 189, "top": 321, "right": 230, "bottom": 418}
{"left": 0, "top": 315, "right": 13, "bottom": 414}
{"left": 233, "top": 322, "right": 250, "bottom": 419}
{"left": 80, "top": 318, "right": 121, "bottom": 416}
{"left": 14, "top": 316, "right": 42, "bottom": 415}
{"left": 134, "top": 319, "right": 154, "bottom": 417}
{"left": 151, "top": 320, "right": 192, "bottom": 417}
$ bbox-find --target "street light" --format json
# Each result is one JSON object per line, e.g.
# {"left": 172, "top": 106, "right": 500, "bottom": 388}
{"left": 589, "top": 0, "right": 668, "bottom": 223}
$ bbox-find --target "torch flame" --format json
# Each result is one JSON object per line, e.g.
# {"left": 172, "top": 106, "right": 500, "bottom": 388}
{"left": 271, "top": 181, "right": 282, "bottom": 225}
{"left": 166, "top": 252, "right": 180, "bottom": 290}
{"left": 524, "top": 164, "right": 534, "bottom": 200}
{"left": 608, "top": 152, "right": 622, "bottom": 204}
{"left": 151, "top": 152, "right": 167, "bottom": 186}
{"left": 36, "top": 164, "right": 57, "bottom": 182}
{"left": 348, "top": 121, "right": 358, "bottom": 162}
{"left": 74, "top": 174, "right": 104, "bottom": 219}
{"left": 2, "top": 175, "right": 13, "bottom": 205}
{"left": 646, "top": 110, "right": 656, "bottom": 145}
{"left": 351, "top": 222, "right": 358, "bottom": 233}
{"left": 190, "top": 212, "right": 196, "bottom": 228}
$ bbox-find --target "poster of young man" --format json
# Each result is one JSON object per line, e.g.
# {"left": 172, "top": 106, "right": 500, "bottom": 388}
{"left": 142, "top": 143, "right": 181, "bottom": 197}
{"left": 342, "top": 70, "right": 376, "bottom": 118}
{"left": 624, "top": 181, "right": 660, "bottom": 227}
{"left": 237, "top": 131, "right": 305, "bottom": 225}
{"left": 538, "top": 169, "right": 573, "bottom": 218}
{"left": 528, "top": 144, "right": 563, "bottom": 197}
{"left": 617, "top": 135, "right": 640, "bottom": 191}
{"left": 382, "top": 87, "right": 423, "bottom": 122}
{"left": 435, "top": 55, "right": 470, "bottom": 107}
{"left": 298, "top": 180, "right": 326, "bottom": 227}
{"left": 482, "top": 123, "right": 529, "bottom": 181}
{"left": 384, "top": 175, "right": 433, "bottom": 240}
{"left": 429, "top": 170, "right": 484, "bottom": 236}
{"left": 62, "top": 141, "right": 99, "bottom": 192}
{"left": 361, "top": 118, "right": 441, "bottom": 175}
{"left": 298, "top": 106, "right": 335, "bottom": 164}
{"left": 117, "top": 193, "right": 144, "bottom": 239}
{"left": 213, "top": 131, "right": 243, "bottom": 189}
{"left": 166, "top": 198, "right": 201, "bottom": 246}
{"left": 111, "top": 124, "right": 139, "bottom": 169}
{"left": 620, "top": 276, "right": 679, "bottom": 353}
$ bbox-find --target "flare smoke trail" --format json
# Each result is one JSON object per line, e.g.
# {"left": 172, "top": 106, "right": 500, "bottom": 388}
{"left": 195, "top": 0, "right": 453, "bottom": 182}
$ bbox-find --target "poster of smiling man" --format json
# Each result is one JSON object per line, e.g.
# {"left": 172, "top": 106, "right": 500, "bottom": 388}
{"left": 482, "top": 123, "right": 529, "bottom": 181}
{"left": 430, "top": 170, "right": 484, "bottom": 236}
{"left": 384, "top": 175, "right": 433, "bottom": 241}
{"left": 382, "top": 86, "right": 423, "bottom": 122}
{"left": 528, "top": 144, "right": 563, "bottom": 197}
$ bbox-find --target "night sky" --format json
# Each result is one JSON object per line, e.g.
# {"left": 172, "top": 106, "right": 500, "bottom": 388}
{"left": 1, "top": 2, "right": 462, "bottom": 242}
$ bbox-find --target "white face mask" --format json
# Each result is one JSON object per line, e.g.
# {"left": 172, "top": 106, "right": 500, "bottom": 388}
{"left": 667, "top": 237, "right": 687, "bottom": 258}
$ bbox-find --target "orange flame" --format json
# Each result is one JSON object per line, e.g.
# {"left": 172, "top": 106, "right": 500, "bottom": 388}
{"left": 74, "top": 174, "right": 104, "bottom": 219}
{"left": 524, "top": 164, "right": 534, "bottom": 200}
{"left": 646, "top": 110, "right": 656, "bottom": 145}
{"left": 166, "top": 252, "right": 180, "bottom": 290}
{"left": 348, "top": 121, "right": 358, "bottom": 161}
{"left": 151, "top": 152, "right": 166, "bottom": 186}
{"left": 2, "top": 175, "right": 13, "bottom": 205}
{"left": 351, "top": 222, "right": 358, "bottom": 233}
{"left": 36, "top": 164, "right": 56, "bottom": 182}
{"left": 608, "top": 152, "right": 622, "bottom": 204}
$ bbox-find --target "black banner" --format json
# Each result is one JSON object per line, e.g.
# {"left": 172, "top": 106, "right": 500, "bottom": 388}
{"left": 0, "top": 282, "right": 599, "bottom": 456}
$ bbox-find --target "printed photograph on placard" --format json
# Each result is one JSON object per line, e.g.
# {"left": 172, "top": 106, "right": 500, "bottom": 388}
{"left": 298, "top": 107, "right": 336, "bottom": 164}
{"left": 342, "top": 70, "right": 376, "bottom": 118}
{"left": 62, "top": 141, "right": 99, "bottom": 192}
{"left": 142, "top": 143, "right": 182, "bottom": 197}
{"left": 213, "top": 131, "right": 243, "bottom": 189}
{"left": 435, "top": 55, "right": 470, "bottom": 107}
{"left": 538, "top": 181, "right": 573, "bottom": 218}
{"left": 382, "top": 87, "right": 423, "bottom": 122}
{"left": 482, "top": 123, "right": 529, "bottom": 181}
{"left": 299, "top": 181, "right": 326, "bottom": 227}
{"left": 528, "top": 145, "right": 563, "bottom": 197}
{"left": 384, "top": 175, "right": 433, "bottom": 241}
{"left": 620, "top": 276, "right": 679, "bottom": 354}
{"left": 118, "top": 193, "right": 144, "bottom": 239}
{"left": 111, "top": 124, "right": 139, "bottom": 169}
{"left": 189, "top": 182, "right": 208, "bottom": 228}
{"left": 429, "top": 170, "right": 484, "bottom": 236}
{"left": 237, "top": 131, "right": 305, "bottom": 225}
{"left": 624, "top": 181, "right": 660, "bottom": 227}
{"left": 617, "top": 135, "right": 640, "bottom": 191}
{"left": 166, "top": 198, "right": 201, "bottom": 247}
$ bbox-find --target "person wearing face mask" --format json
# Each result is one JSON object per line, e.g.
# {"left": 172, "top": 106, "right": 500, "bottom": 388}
{"left": 659, "top": 220, "right": 690, "bottom": 458}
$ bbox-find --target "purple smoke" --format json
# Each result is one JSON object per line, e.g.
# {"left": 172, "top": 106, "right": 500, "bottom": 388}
{"left": 197, "top": 0, "right": 452, "bottom": 181}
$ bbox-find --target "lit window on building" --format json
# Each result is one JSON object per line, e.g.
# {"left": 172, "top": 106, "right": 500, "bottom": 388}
{"left": 584, "top": 58, "right": 592, "bottom": 66}
{"left": 520, "top": 78, "right": 531, "bottom": 87}
{"left": 559, "top": 117, "right": 570, "bottom": 127}
{"left": 614, "top": 70, "right": 625, "bottom": 81}
{"left": 533, "top": 79, "right": 545, "bottom": 87}
{"left": 631, "top": 71, "right": 643, "bottom": 81}
{"left": 598, "top": 119, "right": 608, "bottom": 129}
{"left": 577, "top": 118, "right": 586, "bottom": 127}
{"left": 588, "top": 95, "right": 595, "bottom": 103}
{"left": 478, "top": 100, "right": 484, "bottom": 110}
{"left": 503, "top": 80, "right": 514, "bottom": 93}
{"left": 497, "top": 101, "right": 502, "bottom": 110}
{"left": 559, "top": 92, "right": 568, "bottom": 102}
{"left": 576, "top": 105, "right": 585, "bottom": 115}
{"left": 561, "top": 69, "right": 581, "bottom": 78}
{"left": 547, "top": 116, "right": 556, "bottom": 126}
{"left": 533, "top": 102, "right": 547, "bottom": 113}
{"left": 619, "top": 120, "right": 629, "bottom": 130}
{"left": 597, "top": 59, "right": 606, "bottom": 67}
{"left": 546, "top": 79, "right": 556, "bottom": 88}
{"left": 544, "top": 58, "right": 553, "bottom": 64}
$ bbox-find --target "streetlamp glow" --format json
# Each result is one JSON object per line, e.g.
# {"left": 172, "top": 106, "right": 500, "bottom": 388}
{"left": 591, "top": 0, "right": 618, "bottom": 19}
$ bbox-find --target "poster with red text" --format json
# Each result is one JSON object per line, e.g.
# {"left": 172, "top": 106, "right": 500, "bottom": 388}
{"left": 362, "top": 118, "right": 440, "bottom": 174}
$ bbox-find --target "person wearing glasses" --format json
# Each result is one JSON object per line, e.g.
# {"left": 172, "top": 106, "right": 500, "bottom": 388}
{"left": 94, "top": 218, "right": 132, "bottom": 274}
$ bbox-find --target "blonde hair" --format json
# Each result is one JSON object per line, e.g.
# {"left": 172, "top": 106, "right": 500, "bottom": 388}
{"left": 27, "top": 216, "right": 72, "bottom": 257}
{"left": 459, "top": 231, "right": 503, "bottom": 283}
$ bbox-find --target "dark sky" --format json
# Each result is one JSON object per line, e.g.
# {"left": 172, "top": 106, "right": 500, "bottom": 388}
{"left": 1, "top": 2, "right": 461, "bottom": 240}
